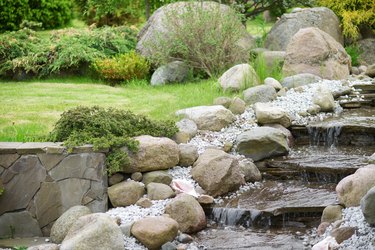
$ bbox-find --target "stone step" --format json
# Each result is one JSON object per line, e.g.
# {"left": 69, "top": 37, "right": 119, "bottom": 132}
{"left": 352, "top": 84, "right": 375, "bottom": 93}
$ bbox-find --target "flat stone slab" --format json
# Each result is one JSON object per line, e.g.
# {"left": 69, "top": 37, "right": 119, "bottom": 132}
{"left": 17, "top": 142, "right": 61, "bottom": 154}
{"left": 0, "top": 237, "right": 49, "bottom": 248}
{"left": 194, "top": 228, "right": 305, "bottom": 250}
{"left": 0, "top": 142, "right": 23, "bottom": 154}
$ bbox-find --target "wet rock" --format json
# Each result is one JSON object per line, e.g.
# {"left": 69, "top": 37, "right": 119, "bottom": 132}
{"left": 136, "top": 197, "right": 153, "bottom": 208}
{"left": 131, "top": 216, "right": 179, "bottom": 250}
{"left": 124, "top": 135, "right": 179, "bottom": 173}
{"left": 218, "top": 63, "right": 259, "bottom": 92}
{"left": 254, "top": 102, "right": 292, "bottom": 128}
{"left": 336, "top": 165, "right": 375, "bottom": 207}
{"left": 109, "top": 173, "right": 125, "bottom": 186}
{"left": 0, "top": 211, "right": 42, "bottom": 238}
{"left": 176, "top": 105, "right": 235, "bottom": 131}
{"left": 229, "top": 97, "right": 246, "bottom": 115}
{"left": 142, "top": 170, "right": 173, "bottom": 186}
{"left": 131, "top": 172, "right": 143, "bottom": 182}
{"left": 360, "top": 186, "right": 375, "bottom": 224}
{"left": 264, "top": 77, "right": 282, "bottom": 91}
{"left": 238, "top": 159, "right": 262, "bottom": 182}
{"left": 147, "top": 182, "right": 175, "bottom": 200}
{"left": 108, "top": 180, "right": 145, "bottom": 207}
{"left": 197, "top": 195, "right": 214, "bottom": 205}
{"left": 236, "top": 127, "right": 289, "bottom": 161}
{"left": 60, "top": 213, "right": 123, "bottom": 250}
{"left": 151, "top": 61, "right": 190, "bottom": 86}
{"left": 243, "top": 85, "right": 276, "bottom": 105}
{"left": 283, "top": 27, "right": 350, "bottom": 80}
{"left": 50, "top": 205, "right": 91, "bottom": 243}
{"left": 191, "top": 149, "right": 244, "bottom": 197}
{"left": 265, "top": 7, "right": 343, "bottom": 50}
{"left": 281, "top": 73, "right": 322, "bottom": 89}
{"left": 330, "top": 226, "right": 356, "bottom": 244}
{"left": 313, "top": 87, "right": 335, "bottom": 112}
{"left": 213, "top": 97, "right": 232, "bottom": 108}
{"left": 165, "top": 194, "right": 206, "bottom": 233}
{"left": 321, "top": 205, "right": 343, "bottom": 223}
{"left": 178, "top": 144, "right": 198, "bottom": 167}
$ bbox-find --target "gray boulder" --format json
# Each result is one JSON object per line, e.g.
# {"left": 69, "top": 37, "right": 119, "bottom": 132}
{"left": 265, "top": 7, "right": 343, "bottom": 50}
{"left": 313, "top": 87, "right": 335, "bottom": 112}
{"left": 213, "top": 97, "right": 232, "bottom": 108}
{"left": 254, "top": 102, "right": 292, "bottom": 128}
{"left": 264, "top": 77, "right": 282, "bottom": 91}
{"left": 365, "top": 64, "right": 375, "bottom": 77}
{"left": 358, "top": 38, "right": 375, "bottom": 66}
{"left": 151, "top": 61, "right": 190, "bottom": 86}
{"left": 336, "top": 165, "right": 375, "bottom": 207}
{"left": 108, "top": 180, "right": 145, "bottom": 207}
{"left": 50, "top": 205, "right": 91, "bottom": 244}
{"left": 142, "top": 170, "right": 173, "bottom": 186}
{"left": 243, "top": 85, "right": 276, "bottom": 105}
{"left": 176, "top": 105, "right": 235, "bottom": 131}
{"left": 131, "top": 216, "right": 179, "bottom": 250}
{"left": 60, "top": 213, "right": 124, "bottom": 250}
{"left": 176, "top": 119, "right": 198, "bottom": 139}
{"left": 147, "top": 182, "right": 175, "bottom": 200}
{"left": 361, "top": 186, "right": 375, "bottom": 224}
{"left": 218, "top": 64, "right": 259, "bottom": 92}
{"left": 178, "top": 143, "right": 198, "bottom": 167}
{"left": 124, "top": 135, "right": 179, "bottom": 173}
{"left": 192, "top": 149, "right": 244, "bottom": 197}
{"left": 283, "top": 27, "right": 351, "bottom": 80}
{"left": 321, "top": 205, "right": 343, "bottom": 223}
{"left": 238, "top": 159, "right": 262, "bottom": 182}
{"left": 281, "top": 73, "right": 322, "bottom": 89}
{"left": 236, "top": 127, "right": 289, "bottom": 161}
{"left": 165, "top": 194, "right": 207, "bottom": 233}
{"left": 229, "top": 97, "right": 246, "bottom": 115}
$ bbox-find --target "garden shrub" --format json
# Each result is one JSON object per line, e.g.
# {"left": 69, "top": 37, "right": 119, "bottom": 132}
{"left": 0, "top": 0, "right": 73, "bottom": 32}
{"left": 48, "top": 106, "right": 178, "bottom": 175}
{"left": 93, "top": 51, "right": 150, "bottom": 84}
{"left": 145, "top": 2, "right": 248, "bottom": 77}
{"left": 345, "top": 45, "right": 362, "bottom": 67}
{"left": 0, "top": 26, "right": 137, "bottom": 78}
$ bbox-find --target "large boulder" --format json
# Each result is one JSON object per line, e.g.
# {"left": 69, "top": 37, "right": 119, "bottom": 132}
{"left": 165, "top": 194, "right": 207, "bottom": 233}
{"left": 312, "top": 87, "right": 335, "bottom": 112}
{"left": 176, "top": 105, "right": 235, "bottom": 131}
{"left": 360, "top": 186, "right": 375, "bottom": 224}
{"left": 50, "top": 205, "right": 91, "bottom": 244}
{"left": 60, "top": 213, "right": 124, "bottom": 250}
{"left": 218, "top": 64, "right": 260, "bottom": 92}
{"left": 151, "top": 61, "right": 190, "bottom": 86}
{"left": 236, "top": 127, "right": 289, "bottom": 161}
{"left": 131, "top": 216, "right": 179, "bottom": 250}
{"left": 283, "top": 27, "right": 351, "bottom": 80}
{"left": 336, "top": 165, "right": 375, "bottom": 207}
{"left": 254, "top": 102, "right": 292, "bottom": 128}
{"left": 147, "top": 182, "right": 175, "bottom": 200}
{"left": 243, "top": 85, "right": 276, "bottom": 105}
{"left": 191, "top": 149, "right": 244, "bottom": 197}
{"left": 281, "top": 73, "right": 322, "bottom": 89}
{"left": 108, "top": 180, "right": 145, "bottom": 207}
{"left": 265, "top": 7, "right": 343, "bottom": 51}
{"left": 124, "top": 135, "right": 179, "bottom": 173}
{"left": 137, "top": 1, "right": 254, "bottom": 58}
{"left": 358, "top": 38, "right": 375, "bottom": 66}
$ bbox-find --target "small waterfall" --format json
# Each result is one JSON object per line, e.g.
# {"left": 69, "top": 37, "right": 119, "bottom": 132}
{"left": 210, "top": 207, "right": 269, "bottom": 228}
{"left": 307, "top": 124, "right": 343, "bottom": 147}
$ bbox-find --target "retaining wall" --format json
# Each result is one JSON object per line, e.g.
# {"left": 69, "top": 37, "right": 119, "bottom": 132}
{"left": 0, "top": 142, "right": 108, "bottom": 237}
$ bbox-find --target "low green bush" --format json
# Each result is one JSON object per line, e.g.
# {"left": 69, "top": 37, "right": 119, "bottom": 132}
{"left": 0, "top": 26, "right": 137, "bottom": 79}
{"left": 48, "top": 106, "right": 178, "bottom": 175}
{"left": 345, "top": 44, "right": 362, "bottom": 67}
{"left": 93, "top": 51, "right": 150, "bottom": 84}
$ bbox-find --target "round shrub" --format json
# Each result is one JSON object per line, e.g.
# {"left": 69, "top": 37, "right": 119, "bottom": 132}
{"left": 0, "top": 0, "right": 30, "bottom": 32}
{"left": 93, "top": 51, "right": 150, "bottom": 84}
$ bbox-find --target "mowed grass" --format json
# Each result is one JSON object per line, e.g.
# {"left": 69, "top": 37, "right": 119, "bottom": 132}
{"left": 0, "top": 78, "right": 235, "bottom": 142}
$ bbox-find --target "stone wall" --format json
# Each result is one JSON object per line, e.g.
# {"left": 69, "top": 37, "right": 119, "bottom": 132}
{"left": 0, "top": 142, "right": 108, "bottom": 237}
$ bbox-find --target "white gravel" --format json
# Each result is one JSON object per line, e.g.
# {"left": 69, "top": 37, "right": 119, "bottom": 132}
{"left": 105, "top": 77, "right": 374, "bottom": 249}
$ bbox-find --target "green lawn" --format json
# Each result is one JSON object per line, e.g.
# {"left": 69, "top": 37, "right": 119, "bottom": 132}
{"left": 0, "top": 78, "right": 235, "bottom": 142}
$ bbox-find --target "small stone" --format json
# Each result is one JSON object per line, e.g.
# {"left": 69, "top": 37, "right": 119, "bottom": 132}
{"left": 136, "top": 197, "right": 153, "bottom": 208}
{"left": 330, "top": 226, "right": 356, "bottom": 244}
{"left": 197, "top": 195, "right": 214, "bottom": 205}
{"left": 108, "top": 173, "right": 125, "bottom": 186}
{"left": 161, "top": 242, "right": 177, "bottom": 250}
{"left": 321, "top": 205, "right": 343, "bottom": 223}
{"left": 131, "top": 172, "right": 143, "bottom": 182}
{"left": 317, "top": 222, "right": 330, "bottom": 236}
{"left": 177, "top": 233, "right": 194, "bottom": 243}
{"left": 223, "top": 141, "right": 233, "bottom": 153}
{"left": 177, "top": 244, "right": 188, "bottom": 250}
{"left": 120, "top": 221, "right": 134, "bottom": 237}
{"left": 228, "top": 97, "right": 246, "bottom": 115}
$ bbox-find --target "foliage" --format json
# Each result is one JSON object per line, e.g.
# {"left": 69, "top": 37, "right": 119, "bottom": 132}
{"left": 145, "top": 2, "right": 248, "bottom": 77}
{"left": 93, "top": 51, "right": 150, "bottom": 84}
{"left": 0, "top": 26, "right": 137, "bottom": 78}
{"left": 0, "top": 0, "right": 73, "bottom": 32}
{"left": 345, "top": 44, "right": 362, "bottom": 67}
{"left": 48, "top": 106, "right": 178, "bottom": 175}
{"left": 250, "top": 54, "right": 283, "bottom": 82}
{"left": 318, "top": 0, "right": 375, "bottom": 39}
